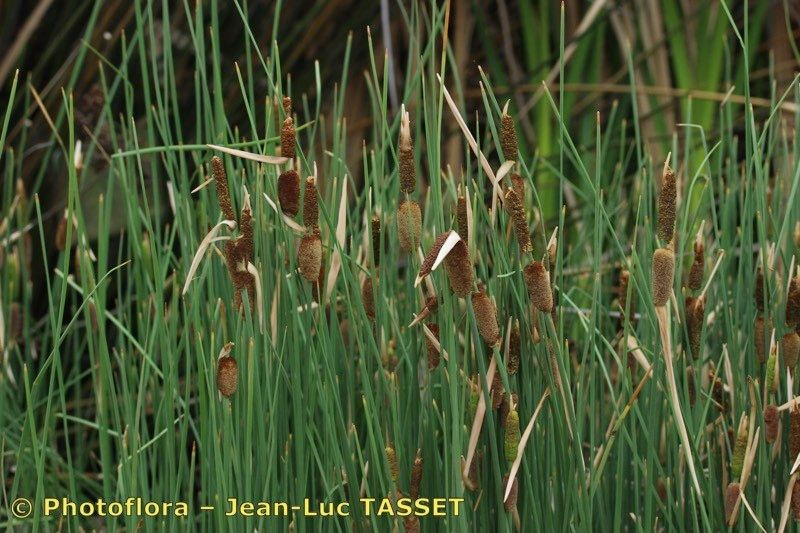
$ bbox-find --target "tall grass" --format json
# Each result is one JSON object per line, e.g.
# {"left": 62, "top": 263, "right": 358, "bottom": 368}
{"left": 2, "top": 1, "right": 800, "bottom": 531}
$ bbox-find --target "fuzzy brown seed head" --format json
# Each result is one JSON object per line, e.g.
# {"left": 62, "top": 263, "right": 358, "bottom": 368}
{"left": 724, "top": 483, "right": 740, "bottom": 525}
{"left": 303, "top": 177, "right": 319, "bottom": 229}
{"left": 399, "top": 146, "right": 416, "bottom": 195}
{"left": 385, "top": 445, "right": 399, "bottom": 484}
{"left": 787, "top": 279, "right": 800, "bottom": 329}
{"left": 685, "top": 296, "right": 705, "bottom": 359}
{"left": 524, "top": 261, "right": 553, "bottom": 313}
{"left": 282, "top": 96, "right": 292, "bottom": 116}
{"left": 426, "top": 323, "right": 440, "bottom": 370}
{"left": 754, "top": 316, "right": 768, "bottom": 364}
{"left": 362, "top": 277, "right": 376, "bottom": 320}
{"left": 443, "top": 239, "right": 474, "bottom": 297}
{"left": 791, "top": 407, "right": 800, "bottom": 460}
{"left": 754, "top": 268, "right": 765, "bottom": 313}
{"left": 504, "top": 187, "right": 532, "bottom": 254}
{"left": 410, "top": 451, "right": 423, "bottom": 499}
{"left": 508, "top": 320, "right": 520, "bottom": 375}
{"left": 764, "top": 404, "right": 779, "bottom": 444}
{"left": 403, "top": 515, "right": 420, "bottom": 533}
{"left": 216, "top": 346, "right": 238, "bottom": 398}
{"left": 471, "top": 290, "right": 500, "bottom": 347}
{"left": 371, "top": 215, "right": 381, "bottom": 267}
{"left": 281, "top": 116, "right": 295, "bottom": 161}
{"left": 492, "top": 371, "right": 504, "bottom": 410}
{"left": 424, "top": 296, "right": 439, "bottom": 315}
{"left": 687, "top": 239, "right": 705, "bottom": 292}
{"left": 456, "top": 194, "right": 469, "bottom": 244}
{"left": 397, "top": 200, "right": 422, "bottom": 252}
{"left": 467, "top": 450, "right": 482, "bottom": 491}
{"left": 657, "top": 165, "right": 676, "bottom": 244}
{"left": 277, "top": 170, "right": 300, "bottom": 217}
{"left": 504, "top": 408, "right": 520, "bottom": 463}
{"left": 783, "top": 331, "right": 800, "bottom": 373}
{"left": 211, "top": 156, "right": 235, "bottom": 221}
{"left": 502, "top": 473, "right": 518, "bottom": 511}
{"left": 419, "top": 232, "right": 449, "bottom": 279}
{"left": 500, "top": 113, "right": 518, "bottom": 163}
{"left": 651, "top": 247, "right": 675, "bottom": 307}
{"left": 793, "top": 482, "right": 800, "bottom": 521}
{"left": 510, "top": 173, "right": 525, "bottom": 196}
{"left": 711, "top": 376, "right": 727, "bottom": 413}
{"left": 499, "top": 393, "right": 518, "bottom": 429}
{"left": 298, "top": 232, "right": 323, "bottom": 283}
{"left": 686, "top": 367, "right": 696, "bottom": 406}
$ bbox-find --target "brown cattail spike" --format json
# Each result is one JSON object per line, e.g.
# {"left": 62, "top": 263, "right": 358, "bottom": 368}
{"left": 492, "top": 372, "right": 504, "bottom": 410}
{"left": 685, "top": 296, "right": 705, "bottom": 359}
{"left": 500, "top": 107, "right": 518, "bottom": 163}
{"left": 791, "top": 406, "right": 800, "bottom": 460}
{"left": 443, "top": 239, "right": 474, "bottom": 297}
{"left": 410, "top": 451, "right": 423, "bottom": 499}
{"left": 397, "top": 200, "right": 422, "bottom": 252}
{"left": 724, "top": 483, "right": 740, "bottom": 525}
{"left": 508, "top": 320, "right": 520, "bottom": 375}
{"left": 787, "top": 276, "right": 800, "bottom": 329}
{"left": 216, "top": 343, "right": 238, "bottom": 398}
{"left": 651, "top": 247, "right": 675, "bottom": 307}
{"left": 754, "top": 268, "right": 765, "bottom": 313}
{"left": 524, "top": 261, "right": 553, "bottom": 313}
{"left": 504, "top": 187, "right": 532, "bottom": 253}
{"left": 303, "top": 177, "right": 319, "bottom": 229}
{"left": 502, "top": 473, "right": 518, "bottom": 512}
{"left": 764, "top": 404, "right": 779, "bottom": 444}
{"left": 793, "top": 482, "right": 800, "bottom": 521}
{"left": 657, "top": 165, "right": 676, "bottom": 244}
{"left": 371, "top": 215, "right": 381, "bottom": 267}
{"left": 298, "top": 231, "right": 323, "bottom": 283}
{"left": 281, "top": 116, "right": 295, "bottom": 161}
{"left": 426, "top": 323, "right": 440, "bottom": 370}
{"left": 277, "top": 170, "right": 300, "bottom": 217}
{"left": 456, "top": 193, "right": 469, "bottom": 244}
{"left": 687, "top": 237, "right": 705, "bottom": 292}
{"left": 783, "top": 331, "right": 800, "bottom": 374}
{"left": 399, "top": 107, "right": 416, "bottom": 194}
{"left": 686, "top": 367, "right": 696, "bottom": 406}
{"left": 754, "top": 316, "right": 768, "bottom": 364}
{"left": 211, "top": 156, "right": 235, "bottom": 221}
{"left": 471, "top": 289, "right": 500, "bottom": 347}
{"left": 362, "top": 277, "right": 376, "bottom": 320}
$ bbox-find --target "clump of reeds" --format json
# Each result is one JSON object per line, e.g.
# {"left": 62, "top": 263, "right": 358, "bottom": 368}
{"left": 216, "top": 342, "right": 238, "bottom": 398}
{"left": 472, "top": 287, "right": 500, "bottom": 347}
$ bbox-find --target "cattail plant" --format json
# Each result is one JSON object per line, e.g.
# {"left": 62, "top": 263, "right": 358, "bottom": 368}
{"left": 524, "top": 261, "right": 553, "bottom": 313}
{"left": 212, "top": 156, "right": 236, "bottom": 221}
{"left": 783, "top": 331, "right": 800, "bottom": 374}
{"left": 504, "top": 399, "right": 520, "bottom": 463}
{"left": 492, "top": 372, "right": 505, "bottom": 409}
{"left": 410, "top": 450, "right": 423, "bottom": 499}
{"left": 651, "top": 247, "right": 675, "bottom": 307}
{"left": 397, "top": 200, "right": 422, "bottom": 252}
{"left": 281, "top": 113, "right": 296, "bottom": 161}
{"left": 730, "top": 415, "right": 748, "bottom": 478}
{"left": 724, "top": 482, "right": 740, "bottom": 525}
{"left": 504, "top": 186, "right": 532, "bottom": 254}
{"left": 396, "top": 106, "right": 422, "bottom": 253}
{"left": 657, "top": 164, "right": 676, "bottom": 244}
{"left": 787, "top": 274, "right": 800, "bottom": 329}
{"left": 456, "top": 190, "right": 469, "bottom": 244}
{"left": 686, "top": 231, "right": 705, "bottom": 291}
{"left": 298, "top": 229, "right": 323, "bottom": 283}
{"left": 385, "top": 444, "right": 399, "bottom": 484}
{"left": 277, "top": 170, "right": 300, "bottom": 216}
{"left": 303, "top": 176, "right": 319, "bottom": 229}
{"left": 362, "top": 278, "right": 376, "bottom": 320}
{"left": 471, "top": 287, "right": 500, "bottom": 347}
{"left": 443, "top": 239, "right": 474, "bottom": 297}
{"left": 216, "top": 342, "right": 238, "bottom": 398}
{"left": 793, "top": 483, "right": 800, "bottom": 521}
{"left": 791, "top": 406, "right": 800, "bottom": 460}
{"left": 764, "top": 404, "right": 779, "bottom": 443}
{"left": 685, "top": 296, "right": 705, "bottom": 359}
{"left": 500, "top": 102, "right": 518, "bottom": 163}
{"left": 766, "top": 341, "right": 779, "bottom": 394}
{"left": 755, "top": 316, "right": 769, "bottom": 364}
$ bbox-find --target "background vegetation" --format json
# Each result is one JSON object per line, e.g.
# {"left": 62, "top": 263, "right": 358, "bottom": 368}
{"left": 2, "top": 0, "right": 800, "bottom": 530}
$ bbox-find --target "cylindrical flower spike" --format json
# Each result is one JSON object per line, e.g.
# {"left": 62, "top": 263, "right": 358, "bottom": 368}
{"left": 216, "top": 342, "right": 237, "bottom": 398}
{"left": 524, "top": 261, "right": 553, "bottom": 313}
{"left": 298, "top": 231, "right": 323, "bottom": 283}
{"left": 730, "top": 415, "right": 748, "bottom": 478}
{"left": 443, "top": 239, "right": 474, "bottom": 297}
{"left": 657, "top": 165, "right": 676, "bottom": 244}
{"left": 500, "top": 108, "right": 518, "bottom": 163}
{"left": 303, "top": 176, "right": 319, "bottom": 229}
{"left": 398, "top": 106, "right": 416, "bottom": 194}
{"left": 504, "top": 406, "right": 520, "bottom": 463}
{"left": 211, "top": 156, "right": 235, "bottom": 221}
{"left": 764, "top": 404, "right": 779, "bottom": 444}
{"left": 397, "top": 200, "right": 422, "bottom": 252}
{"left": 504, "top": 186, "right": 532, "bottom": 254}
{"left": 471, "top": 289, "right": 500, "bottom": 347}
{"left": 278, "top": 170, "right": 300, "bottom": 217}
{"left": 281, "top": 116, "right": 296, "bottom": 161}
{"left": 651, "top": 247, "right": 675, "bottom": 307}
